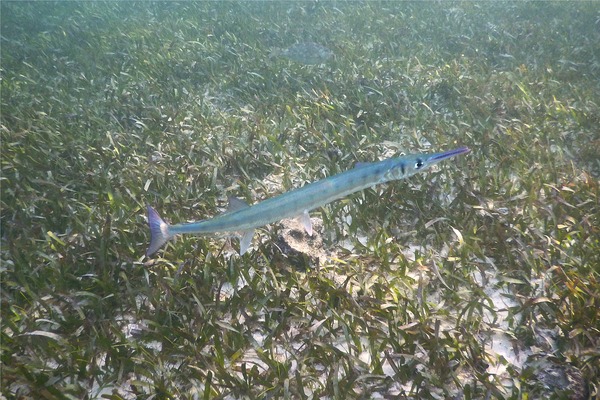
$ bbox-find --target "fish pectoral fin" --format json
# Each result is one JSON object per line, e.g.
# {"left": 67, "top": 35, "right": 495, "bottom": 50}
{"left": 301, "top": 210, "right": 313, "bottom": 236}
{"left": 227, "top": 196, "right": 250, "bottom": 213}
{"left": 239, "top": 229, "right": 255, "bottom": 255}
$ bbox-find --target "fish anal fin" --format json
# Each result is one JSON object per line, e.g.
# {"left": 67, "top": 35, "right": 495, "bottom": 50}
{"left": 227, "top": 196, "right": 250, "bottom": 213}
{"left": 239, "top": 229, "right": 255, "bottom": 255}
{"left": 301, "top": 210, "right": 313, "bottom": 236}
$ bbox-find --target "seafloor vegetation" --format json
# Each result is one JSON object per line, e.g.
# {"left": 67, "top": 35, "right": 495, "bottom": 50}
{"left": 1, "top": 2, "right": 599, "bottom": 399}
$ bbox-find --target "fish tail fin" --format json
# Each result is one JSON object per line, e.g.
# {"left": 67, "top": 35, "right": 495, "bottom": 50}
{"left": 146, "top": 205, "right": 172, "bottom": 256}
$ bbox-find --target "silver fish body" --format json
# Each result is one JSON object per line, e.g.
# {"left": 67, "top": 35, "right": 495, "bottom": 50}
{"left": 146, "top": 147, "right": 470, "bottom": 256}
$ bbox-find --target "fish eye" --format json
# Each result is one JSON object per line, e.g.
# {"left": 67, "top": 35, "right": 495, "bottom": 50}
{"left": 414, "top": 159, "right": 424, "bottom": 169}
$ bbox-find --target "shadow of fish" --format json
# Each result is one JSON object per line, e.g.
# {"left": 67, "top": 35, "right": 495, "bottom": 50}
{"left": 274, "top": 42, "right": 333, "bottom": 65}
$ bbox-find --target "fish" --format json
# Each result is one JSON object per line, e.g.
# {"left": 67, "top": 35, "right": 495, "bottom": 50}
{"left": 146, "top": 146, "right": 470, "bottom": 256}
{"left": 273, "top": 42, "right": 333, "bottom": 65}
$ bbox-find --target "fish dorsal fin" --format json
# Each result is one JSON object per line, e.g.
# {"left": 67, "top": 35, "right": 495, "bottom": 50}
{"left": 353, "top": 162, "right": 373, "bottom": 169}
{"left": 227, "top": 196, "right": 250, "bottom": 213}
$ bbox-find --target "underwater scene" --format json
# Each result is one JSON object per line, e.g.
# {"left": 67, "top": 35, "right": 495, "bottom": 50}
{"left": 1, "top": 2, "right": 599, "bottom": 399}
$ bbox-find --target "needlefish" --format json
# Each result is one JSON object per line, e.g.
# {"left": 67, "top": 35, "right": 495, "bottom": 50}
{"left": 146, "top": 146, "right": 470, "bottom": 256}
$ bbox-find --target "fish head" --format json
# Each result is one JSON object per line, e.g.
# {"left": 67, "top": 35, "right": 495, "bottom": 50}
{"left": 386, "top": 147, "right": 471, "bottom": 180}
